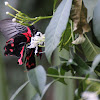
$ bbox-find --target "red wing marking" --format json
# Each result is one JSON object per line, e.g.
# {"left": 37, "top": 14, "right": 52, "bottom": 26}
{"left": 18, "top": 46, "right": 25, "bottom": 65}
{"left": 22, "top": 27, "right": 32, "bottom": 43}
{"left": 6, "top": 38, "right": 14, "bottom": 43}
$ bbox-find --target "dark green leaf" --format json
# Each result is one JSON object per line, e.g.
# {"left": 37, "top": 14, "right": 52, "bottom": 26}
{"left": 10, "top": 81, "right": 29, "bottom": 100}
{"left": 45, "top": 0, "right": 73, "bottom": 63}
{"left": 59, "top": 56, "right": 68, "bottom": 62}
{"left": 59, "top": 22, "right": 72, "bottom": 51}
{"left": 48, "top": 67, "right": 58, "bottom": 75}
{"left": 48, "top": 67, "right": 67, "bottom": 85}
{"left": 73, "top": 53, "right": 91, "bottom": 75}
{"left": 28, "top": 65, "right": 46, "bottom": 95}
{"left": 61, "top": 60, "right": 77, "bottom": 75}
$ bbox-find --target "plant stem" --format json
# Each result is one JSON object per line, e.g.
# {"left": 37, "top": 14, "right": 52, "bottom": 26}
{"left": 31, "top": 16, "right": 52, "bottom": 25}
{"left": 8, "top": 4, "right": 20, "bottom": 13}
{"left": 70, "top": 19, "right": 76, "bottom": 53}
{"left": 30, "top": 16, "right": 52, "bottom": 21}
{"left": 8, "top": 13, "right": 15, "bottom": 18}
{"left": 64, "top": 34, "right": 72, "bottom": 45}
{"left": 30, "top": 16, "right": 52, "bottom": 25}
{"left": 47, "top": 74, "right": 100, "bottom": 83}
{"left": 39, "top": 16, "right": 52, "bottom": 19}
{"left": 70, "top": 20, "right": 74, "bottom": 42}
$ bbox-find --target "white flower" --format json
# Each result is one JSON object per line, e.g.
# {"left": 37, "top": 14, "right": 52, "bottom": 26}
{"left": 27, "top": 37, "right": 38, "bottom": 48}
{"left": 72, "top": 34, "right": 85, "bottom": 45}
{"left": 27, "top": 32, "right": 45, "bottom": 55}
{"left": 6, "top": 12, "right": 9, "bottom": 15}
{"left": 12, "top": 18, "right": 16, "bottom": 22}
{"left": 81, "top": 91, "right": 99, "bottom": 100}
{"left": 5, "top": 2, "right": 9, "bottom": 6}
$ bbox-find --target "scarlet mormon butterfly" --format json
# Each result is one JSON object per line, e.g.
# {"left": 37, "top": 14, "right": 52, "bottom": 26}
{"left": 0, "top": 19, "right": 44, "bottom": 70}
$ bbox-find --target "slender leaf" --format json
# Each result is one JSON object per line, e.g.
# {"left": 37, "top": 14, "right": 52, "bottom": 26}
{"left": 28, "top": 65, "right": 46, "bottom": 95}
{"left": 81, "top": 35, "right": 100, "bottom": 61}
{"left": 10, "top": 81, "right": 29, "bottom": 100}
{"left": 45, "top": 0, "right": 73, "bottom": 63}
{"left": 93, "top": 0, "right": 100, "bottom": 43}
{"left": 31, "top": 93, "right": 41, "bottom": 100}
{"left": 41, "top": 80, "right": 56, "bottom": 99}
{"left": 32, "top": 80, "right": 56, "bottom": 100}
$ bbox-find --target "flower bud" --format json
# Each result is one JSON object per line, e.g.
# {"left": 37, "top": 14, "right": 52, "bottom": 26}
{"left": 12, "top": 18, "right": 16, "bottom": 22}
{"left": 6, "top": 12, "right": 9, "bottom": 15}
{"left": 5, "top": 2, "right": 9, "bottom": 6}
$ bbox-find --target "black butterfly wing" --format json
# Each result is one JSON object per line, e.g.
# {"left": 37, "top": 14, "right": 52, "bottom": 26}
{"left": 0, "top": 19, "right": 28, "bottom": 39}
{"left": 26, "top": 48, "right": 36, "bottom": 70}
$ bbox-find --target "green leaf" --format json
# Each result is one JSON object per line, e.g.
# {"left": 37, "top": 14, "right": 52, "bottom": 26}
{"left": 73, "top": 53, "right": 91, "bottom": 75}
{"left": 91, "top": 54, "right": 100, "bottom": 72}
{"left": 62, "top": 62, "right": 76, "bottom": 75}
{"left": 45, "top": 0, "right": 73, "bottom": 63}
{"left": 48, "top": 67, "right": 67, "bottom": 85}
{"left": 10, "top": 81, "right": 29, "bottom": 100}
{"left": 31, "top": 93, "right": 41, "bottom": 100}
{"left": 48, "top": 67, "right": 58, "bottom": 75}
{"left": 28, "top": 65, "right": 46, "bottom": 95}
{"left": 59, "top": 56, "right": 68, "bottom": 61}
{"left": 53, "top": 0, "right": 58, "bottom": 12}
{"left": 59, "top": 22, "right": 72, "bottom": 51}
{"left": 81, "top": 35, "right": 100, "bottom": 61}
{"left": 83, "top": 0, "right": 98, "bottom": 22}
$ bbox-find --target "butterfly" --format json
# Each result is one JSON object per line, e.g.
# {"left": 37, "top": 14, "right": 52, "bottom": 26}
{"left": 0, "top": 19, "right": 44, "bottom": 70}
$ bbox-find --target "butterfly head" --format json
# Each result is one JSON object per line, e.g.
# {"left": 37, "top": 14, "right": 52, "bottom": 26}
{"left": 29, "top": 25, "right": 38, "bottom": 36}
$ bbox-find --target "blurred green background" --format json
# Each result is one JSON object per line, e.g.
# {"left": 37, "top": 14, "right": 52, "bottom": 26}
{"left": 0, "top": 0, "right": 75, "bottom": 100}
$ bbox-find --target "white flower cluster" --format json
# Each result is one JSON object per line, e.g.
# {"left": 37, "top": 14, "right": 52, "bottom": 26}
{"left": 27, "top": 32, "right": 45, "bottom": 55}
{"left": 81, "top": 91, "right": 99, "bottom": 100}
